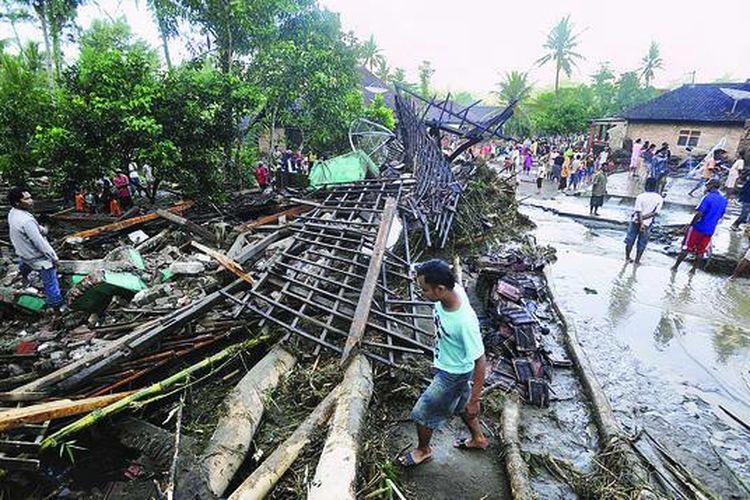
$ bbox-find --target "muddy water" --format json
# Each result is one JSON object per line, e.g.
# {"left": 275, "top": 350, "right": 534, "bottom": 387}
{"left": 525, "top": 205, "right": 750, "bottom": 497}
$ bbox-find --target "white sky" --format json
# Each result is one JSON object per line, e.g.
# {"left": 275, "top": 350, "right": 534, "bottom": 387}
{"left": 2, "top": 0, "right": 748, "bottom": 99}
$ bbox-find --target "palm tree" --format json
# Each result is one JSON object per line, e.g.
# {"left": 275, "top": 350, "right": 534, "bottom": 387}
{"left": 536, "top": 15, "right": 584, "bottom": 94}
{"left": 374, "top": 57, "right": 390, "bottom": 82}
{"left": 640, "top": 41, "right": 663, "bottom": 87}
{"left": 494, "top": 70, "right": 533, "bottom": 105}
{"left": 494, "top": 71, "right": 533, "bottom": 135}
{"left": 359, "top": 35, "right": 383, "bottom": 71}
{"left": 390, "top": 67, "right": 406, "bottom": 86}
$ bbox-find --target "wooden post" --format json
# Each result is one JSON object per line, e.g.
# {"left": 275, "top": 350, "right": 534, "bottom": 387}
{"left": 308, "top": 354, "right": 373, "bottom": 500}
{"left": 340, "top": 197, "right": 397, "bottom": 363}
{"left": 156, "top": 209, "right": 216, "bottom": 242}
{"left": 191, "top": 241, "right": 255, "bottom": 286}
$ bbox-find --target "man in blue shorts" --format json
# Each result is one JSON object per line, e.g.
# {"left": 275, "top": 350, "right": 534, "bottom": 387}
{"left": 398, "top": 259, "right": 488, "bottom": 467}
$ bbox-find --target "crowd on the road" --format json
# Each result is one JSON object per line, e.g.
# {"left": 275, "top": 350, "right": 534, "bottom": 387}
{"left": 479, "top": 133, "right": 748, "bottom": 277}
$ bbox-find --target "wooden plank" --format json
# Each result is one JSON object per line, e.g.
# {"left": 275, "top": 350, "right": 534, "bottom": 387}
{"left": 234, "top": 205, "right": 311, "bottom": 233}
{"left": 191, "top": 241, "right": 254, "bottom": 286}
{"left": 0, "top": 392, "right": 135, "bottom": 433}
{"left": 65, "top": 201, "right": 194, "bottom": 242}
{"left": 340, "top": 197, "right": 397, "bottom": 364}
{"left": 155, "top": 208, "right": 215, "bottom": 242}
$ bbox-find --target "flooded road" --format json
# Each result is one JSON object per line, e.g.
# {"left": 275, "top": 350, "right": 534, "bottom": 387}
{"left": 525, "top": 205, "right": 750, "bottom": 497}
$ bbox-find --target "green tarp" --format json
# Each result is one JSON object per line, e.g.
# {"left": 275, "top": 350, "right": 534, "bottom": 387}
{"left": 308, "top": 150, "right": 379, "bottom": 188}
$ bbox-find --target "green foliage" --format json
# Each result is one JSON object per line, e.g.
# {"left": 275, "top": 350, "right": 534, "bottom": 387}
{"left": 528, "top": 85, "right": 595, "bottom": 135}
{"left": 451, "top": 90, "right": 478, "bottom": 107}
{"left": 363, "top": 94, "right": 395, "bottom": 130}
{"left": 33, "top": 19, "right": 165, "bottom": 184}
{"left": 495, "top": 70, "right": 534, "bottom": 136}
{"left": 0, "top": 44, "right": 53, "bottom": 182}
{"left": 418, "top": 60, "right": 434, "bottom": 97}
{"left": 252, "top": 6, "right": 363, "bottom": 153}
{"left": 640, "top": 41, "right": 663, "bottom": 87}
{"left": 359, "top": 34, "right": 384, "bottom": 71}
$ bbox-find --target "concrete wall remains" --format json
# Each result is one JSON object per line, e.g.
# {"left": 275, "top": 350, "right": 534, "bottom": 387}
{"left": 625, "top": 121, "right": 745, "bottom": 158}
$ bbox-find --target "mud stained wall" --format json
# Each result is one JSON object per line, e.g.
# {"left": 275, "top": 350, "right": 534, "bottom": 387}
{"left": 625, "top": 121, "right": 745, "bottom": 156}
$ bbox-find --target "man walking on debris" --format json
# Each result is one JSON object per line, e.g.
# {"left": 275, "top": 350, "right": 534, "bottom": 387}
{"left": 398, "top": 259, "right": 487, "bottom": 467}
{"left": 624, "top": 177, "right": 663, "bottom": 264}
{"left": 672, "top": 179, "right": 727, "bottom": 273}
{"left": 7, "top": 187, "right": 65, "bottom": 312}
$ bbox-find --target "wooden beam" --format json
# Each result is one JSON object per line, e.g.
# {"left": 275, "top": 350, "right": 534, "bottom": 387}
{"left": 66, "top": 201, "right": 194, "bottom": 242}
{"left": 191, "top": 241, "right": 254, "bottom": 286}
{"left": 0, "top": 392, "right": 134, "bottom": 433}
{"left": 156, "top": 208, "right": 215, "bottom": 242}
{"left": 340, "top": 197, "right": 397, "bottom": 363}
{"left": 234, "top": 205, "right": 311, "bottom": 233}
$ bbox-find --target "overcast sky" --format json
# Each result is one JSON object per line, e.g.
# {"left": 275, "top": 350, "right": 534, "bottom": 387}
{"left": 320, "top": 0, "right": 750, "bottom": 97}
{"left": 3, "top": 0, "right": 748, "bottom": 98}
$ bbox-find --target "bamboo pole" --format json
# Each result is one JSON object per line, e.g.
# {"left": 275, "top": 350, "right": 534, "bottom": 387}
{"left": 40, "top": 335, "right": 267, "bottom": 450}
{"left": 227, "top": 386, "right": 341, "bottom": 500}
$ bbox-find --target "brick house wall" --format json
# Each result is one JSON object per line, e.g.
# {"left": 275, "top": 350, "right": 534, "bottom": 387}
{"left": 624, "top": 121, "right": 745, "bottom": 157}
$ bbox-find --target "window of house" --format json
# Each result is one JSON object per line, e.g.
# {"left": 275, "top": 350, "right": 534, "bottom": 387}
{"left": 677, "top": 130, "right": 701, "bottom": 147}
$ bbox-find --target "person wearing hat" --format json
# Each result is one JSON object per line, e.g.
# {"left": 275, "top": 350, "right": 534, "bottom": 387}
{"left": 672, "top": 178, "right": 727, "bottom": 273}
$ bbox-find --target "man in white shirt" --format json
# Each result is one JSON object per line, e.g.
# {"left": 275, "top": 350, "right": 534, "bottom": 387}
{"left": 725, "top": 150, "right": 745, "bottom": 199}
{"left": 624, "top": 177, "right": 664, "bottom": 264}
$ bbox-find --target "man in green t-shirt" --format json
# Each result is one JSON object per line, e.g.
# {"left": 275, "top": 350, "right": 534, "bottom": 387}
{"left": 398, "top": 259, "right": 488, "bottom": 467}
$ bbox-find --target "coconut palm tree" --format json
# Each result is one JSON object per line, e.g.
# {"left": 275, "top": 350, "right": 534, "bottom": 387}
{"left": 640, "top": 41, "right": 663, "bottom": 87}
{"left": 494, "top": 70, "right": 533, "bottom": 135}
{"left": 495, "top": 70, "right": 533, "bottom": 105}
{"left": 359, "top": 34, "right": 383, "bottom": 71}
{"left": 536, "top": 15, "right": 584, "bottom": 94}
{"left": 374, "top": 57, "right": 390, "bottom": 82}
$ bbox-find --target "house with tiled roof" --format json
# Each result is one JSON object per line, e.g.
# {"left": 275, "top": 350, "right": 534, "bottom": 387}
{"left": 621, "top": 82, "right": 750, "bottom": 157}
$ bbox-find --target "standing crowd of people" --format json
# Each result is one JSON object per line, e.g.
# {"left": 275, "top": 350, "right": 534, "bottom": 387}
{"left": 63, "top": 162, "right": 154, "bottom": 217}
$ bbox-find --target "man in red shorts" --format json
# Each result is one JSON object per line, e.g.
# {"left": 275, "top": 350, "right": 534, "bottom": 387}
{"left": 672, "top": 179, "right": 727, "bottom": 273}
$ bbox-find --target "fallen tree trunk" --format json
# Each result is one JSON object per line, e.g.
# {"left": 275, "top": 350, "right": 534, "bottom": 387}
{"left": 227, "top": 386, "right": 341, "bottom": 500}
{"left": 40, "top": 335, "right": 267, "bottom": 450}
{"left": 0, "top": 392, "right": 134, "bottom": 432}
{"left": 500, "top": 394, "right": 533, "bottom": 500}
{"left": 308, "top": 354, "right": 374, "bottom": 500}
{"left": 200, "top": 346, "right": 297, "bottom": 497}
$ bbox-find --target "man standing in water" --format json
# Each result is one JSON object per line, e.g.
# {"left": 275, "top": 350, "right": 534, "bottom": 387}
{"left": 672, "top": 179, "right": 727, "bottom": 273}
{"left": 398, "top": 259, "right": 487, "bottom": 467}
{"left": 624, "top": 177, "right": 663, "bottom": 264}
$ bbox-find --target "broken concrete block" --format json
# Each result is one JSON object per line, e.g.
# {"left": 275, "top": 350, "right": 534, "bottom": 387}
{"left": 132, "top": 283, "right": 173, "bottom": 306}
{"left": 168, "top": 261, "right": 206, "bottom": 275}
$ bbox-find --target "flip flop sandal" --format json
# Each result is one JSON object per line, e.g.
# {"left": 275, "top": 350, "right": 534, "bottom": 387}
{"left": 398, "top": 451, "right": 432, "bottom": 468}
